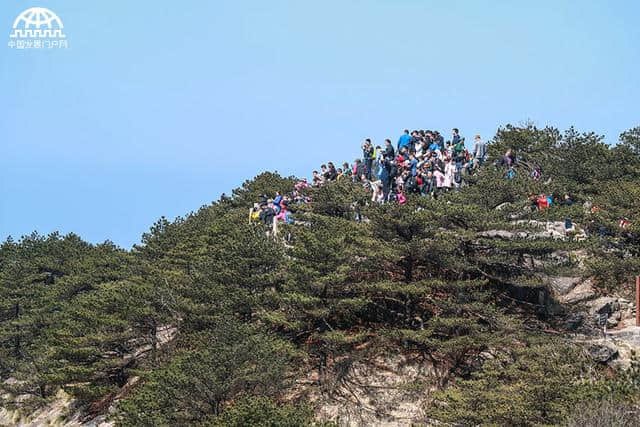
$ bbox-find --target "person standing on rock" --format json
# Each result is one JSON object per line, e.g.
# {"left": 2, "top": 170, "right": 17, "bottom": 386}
{"left": 362, "top": 139, "right": 374, "bottom": 180}
{"left": 472, "top": 134, "right": 487, "bottom": 167}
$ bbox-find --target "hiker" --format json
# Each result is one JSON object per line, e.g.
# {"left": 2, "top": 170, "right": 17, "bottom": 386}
{"left": 342, "top": 162, "right": 352, "bottom": 179}
{"left": 370, "top": 178, "right": 383, "bottom": 202}
{"left": 320, "top": 164, "right": 329, "bottom": 181}
{"left": 415, "top": 138, "right": 426, "bottom": 159}
{"left": 379, "top": 157, "right": 392, "bottom": 202}
{"left": 397, "top": 129, "right": 411, "bottom": 153}
{"left": 362, "top": 139, "right": 375, "bottom": 179}
{"left": 530, "top": 167, "right": 541, "bottom": 180}
{"left": 312, "top": 170, "right": 324, "bottom": 187}
{"left": 472, "top": 134, "right": 487, "bottom": 166}
{"left": 408, "top": 153, "right": 418, "bottom": 176}
{"left": 371, "top": 146, "right": 382, "bottom": 177}
{"left": 396, "top": 185, "right": 407, "bottom": 205}
{"left": 327, "top": 162, "right": 338, "bottom": 181}
{"left": 258, "top": 202, "right": 276, "bottom": 226}
{"left": 409, "top": 130, "right": 420, "bottom": 152}
{"left": 436, "top": 131, "right": 445, "bottom": 149}
{"left": 500, "top": 149, "right": 515, "bottom": 167}
{"left": 536, "top": 194, "right": 550, "bottom": 210}
{"left": 295, "top": 178, "right": 309, "bottom": 192}
{"left": 453, "top": 135, "right": 466, "bottom": 174}
{"left": 352, "top": 159, "right": 364, "bottom": 183}
{"left": 433, "top": 168, "right": 445, "bottom": 197}
{"left": 383, "top": 139, "right": 395, "bottom": 159}
{"left": 276, "top": 201, "right": 294, "bottom": 224}
{"left": 422, "top": 170, "right": 435, "bottom": 196}
{"left": 250, "top": 203, "right": 260, "bottom": 221}
{"left": 561, "top": 194, "right": 573, "bottom": 206}
{"left": 444, "top": 156, "right": 456, "bottom": 189}
{"left": 451, "top": 128, "right": 461, "bottom": 146}
{"left": 273, "top": 191, "right": 283, "bottom": 214}
{"left": 505, "top": 166, "right": 516, "bottom": 179}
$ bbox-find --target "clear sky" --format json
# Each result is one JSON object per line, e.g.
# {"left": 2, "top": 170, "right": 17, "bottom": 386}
{"left": 1, "top": 1, "right": 639, "bottom": 248}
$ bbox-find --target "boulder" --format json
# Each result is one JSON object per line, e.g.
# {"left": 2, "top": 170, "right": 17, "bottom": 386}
{"left": 587, "top": 343, "right": 618, "bottom": 363}
{"left": 559, "top": 278, "right": 596, "bottom": 304}
{"left": 478, "top": 230, "right": 514, "bottom": 239}
{"left": 548, "top": 277, "right": 582, "bottom": 296}
{"left": 547, "top": 221, "right": 567, "bottom": 235}
{"left": 494, "top": 202, "right": 513, "bottom": 211}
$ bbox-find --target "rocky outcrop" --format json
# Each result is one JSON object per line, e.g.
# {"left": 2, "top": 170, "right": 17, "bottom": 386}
{"left": 0, "top": 325, "right": 178, "bottom": 427}
{"left": 479, "top": 221, "right": 587, "bottom": 241}
{"left": 291, "top": 354, "right": 446, "bottom": 427}
{"left": 553, "top": 276, "right": 640, "bottom": 371}
{"left": 557, "top": 278, "right": 596, "bottom": 304}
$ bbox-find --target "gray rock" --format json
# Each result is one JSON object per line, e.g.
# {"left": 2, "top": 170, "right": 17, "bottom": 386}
{"left": 587, "top": 343, "right": 618, "bottom": 363}
{"left": 559, "top": 278, "right": 596, "bottom": 304}
{"left": 549, "top": 277, "right": 582, "bottom": 296}
{"left": 478, "top": 230, "right": 514, "bottom": 239}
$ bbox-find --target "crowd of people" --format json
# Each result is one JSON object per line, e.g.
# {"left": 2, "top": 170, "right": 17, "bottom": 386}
{"left": 249, "top": 127, "right": 631, "bottom": 237}
{"left": 311, "top": 128, "right": 488, "bottom": 203}
{"left": 250, "top": 189, "right": 309, "bottom": 228}
{"left": 251, "top": 128, "right": 490, "bottom": 228}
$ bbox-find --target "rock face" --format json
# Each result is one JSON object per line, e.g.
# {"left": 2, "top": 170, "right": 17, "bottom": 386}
{"left": 478, "top": 220, "right": 589, "bottom": 242}
{"left": 291, "top": 354, "right": 444, "bottom": 426}
{"left": 560, "top": 286, "right": 640, "bottom": 371}
{"left": 0, "top": 389, "right": 114, "bottom": 427}
{"left": 549, "top": 277, "right": 582, "bottom": 296}
{"left": 557, "top": 278, "right": 596, "bottom": 304}
{"left": 0, "top": 326, "right": 177, "bottom": 427}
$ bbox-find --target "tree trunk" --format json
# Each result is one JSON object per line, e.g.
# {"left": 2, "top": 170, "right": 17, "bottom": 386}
{"left": 403, "top": 257, "right": 414, "bottom": 283}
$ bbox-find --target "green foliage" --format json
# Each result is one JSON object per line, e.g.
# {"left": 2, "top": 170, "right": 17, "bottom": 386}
{"left": 427, "top": 339, "right": 594, "bottom": 426}
{"left": 2, "top": 123, "right": 640, "bottom": 426}
{"left": 306, "top": 179, "right": 370, "bottom": 219}
{"left": 115, "top": 320, "right": 297, "bottom": 426}
{"left": 209, "top": 397, "right": 314, "bottom": 427}
{"left": 229, "top": 172, "right": 297, "bottom": 208}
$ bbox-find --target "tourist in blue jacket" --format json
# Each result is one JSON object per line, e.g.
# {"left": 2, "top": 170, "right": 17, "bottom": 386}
{"left": 397, "top": 129, "right": 411, "bottom": 152}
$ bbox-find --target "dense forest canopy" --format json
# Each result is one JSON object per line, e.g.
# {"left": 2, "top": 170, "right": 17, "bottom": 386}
{"left": 1, "top": 123, "right": 640, "bottom": 426}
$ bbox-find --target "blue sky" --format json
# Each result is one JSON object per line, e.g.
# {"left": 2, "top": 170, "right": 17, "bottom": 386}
{"left": 1, "top": 1, "right": 639, "bottom": 248}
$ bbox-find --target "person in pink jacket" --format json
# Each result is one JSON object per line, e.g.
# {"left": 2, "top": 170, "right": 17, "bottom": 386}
{"left": 396, "top": 186, "right": 407, "bottom": 205}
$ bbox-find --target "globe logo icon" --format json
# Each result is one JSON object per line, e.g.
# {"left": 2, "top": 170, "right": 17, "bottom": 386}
{"left": 10, "top": 7, "right": 66, "bottom": 39}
